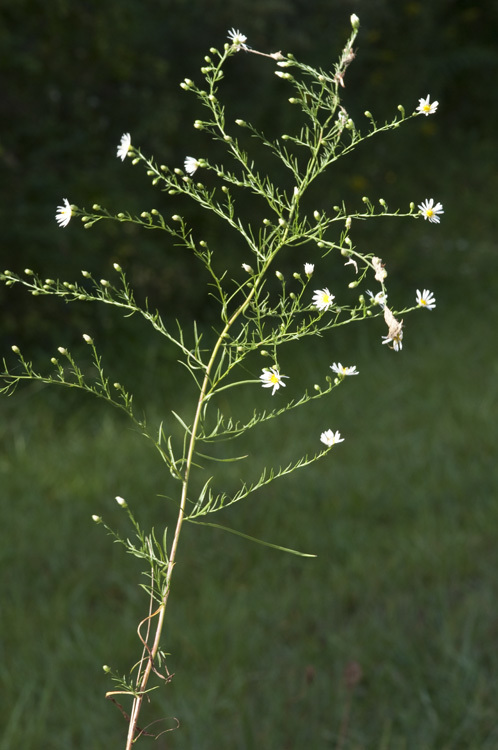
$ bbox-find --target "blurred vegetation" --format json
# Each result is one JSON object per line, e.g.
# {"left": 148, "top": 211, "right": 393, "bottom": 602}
{"left": 2, "top": 1, "right": 498, "bottom": 747}
{"left": 1, "top": 0, "right": 497, "bottom": 353}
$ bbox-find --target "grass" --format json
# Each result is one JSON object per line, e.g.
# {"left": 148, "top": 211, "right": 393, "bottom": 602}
{"left": 1, "top": 283, "right": 498, "bottom": 749}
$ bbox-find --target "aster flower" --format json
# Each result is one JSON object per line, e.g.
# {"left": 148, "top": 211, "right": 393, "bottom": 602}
{"left": 184, "top": 156, "right": 200, "bottom": 176}
{"left": 312, "top": 288, "right": 335, "bottom": 311}
{"left": 117, "top": 132, "right": 131, "bottom": 161}
{"left": 416, "top": 288, "right": 436, "bottom": 310}
{"left": 260, "top": 367, "right": 288, "bottom": 395}
{"left": 227, "top": 28, "right": 248, "bottom": 50}
{"left": 330, "top": 362, "right": 359, "bottom": 377}
{"left": 416, "top": 95, "right": 439, "bottom": 116}
{"left": 418, "top": 198, "right": 444, "bottom": 224}
{"left": 366, "top": 289, "right": 387, "bottom": 307}
{"left": 320, "top": 429, "right": 344, "bottom": 447}
{"left": 55, "top": 198, "right": 72, "bottom": 228}
{"left": 382, "top": 305, "right": 403, "bottom": 352}
{"left": 304, "top": 263, "right": 314, "bottom": 277}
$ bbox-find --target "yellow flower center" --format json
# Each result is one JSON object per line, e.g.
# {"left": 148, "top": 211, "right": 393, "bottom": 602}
{"left": 426, "top": 209, "right": 434, "bottom": 217}
{"left": 270, "top": 374, "right": 279, "bottom": 384}
{"left": 423, "top": 104, "right": 431, "bottom": 112}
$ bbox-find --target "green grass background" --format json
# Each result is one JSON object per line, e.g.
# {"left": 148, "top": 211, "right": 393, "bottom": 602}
{"left": 1, "top": 270, "right": 498, "bottom": 749}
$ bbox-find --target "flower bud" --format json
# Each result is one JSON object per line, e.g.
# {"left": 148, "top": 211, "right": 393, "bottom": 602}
{"left": 275, "top": 270, "right": 284, "bottom": 281}
{"left": 115, "top": 496, "right": 127, "bottom": 507}
{"left": 350, "top": 13, "right": 360, "bottom": 30}
{"left": 100, "top": 279, "right": 110, "bottom": 287}
{"left": 58, "top": 347, "right": 68, "bottom": 355}
{"left": 92, "top": 515, "right": 102, "bottom": 523}
{"left": 11, "top": 345, "right": 20, "bottom": 354}
{"left": 83, "top": 334, "right": 93, "bottom": 344}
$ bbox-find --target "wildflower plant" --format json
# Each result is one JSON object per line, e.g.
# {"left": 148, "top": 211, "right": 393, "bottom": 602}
{"left": 0, "top": 17, "right": 441, "bottom": 748}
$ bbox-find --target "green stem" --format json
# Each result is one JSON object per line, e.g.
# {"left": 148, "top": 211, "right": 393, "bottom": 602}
{"left": 124, "top": 278, "right": 261, "bottom": 747}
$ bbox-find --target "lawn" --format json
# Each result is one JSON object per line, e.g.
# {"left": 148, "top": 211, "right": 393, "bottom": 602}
{"left": 1, "top": 275, "right": 497, "bottom": 749}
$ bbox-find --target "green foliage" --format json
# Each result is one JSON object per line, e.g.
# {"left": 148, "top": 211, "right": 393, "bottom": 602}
{"left": 0, "top": 20, "right": 443, "bottom": 748}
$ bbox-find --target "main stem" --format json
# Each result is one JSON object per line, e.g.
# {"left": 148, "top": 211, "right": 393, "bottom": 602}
{"left": 124, "top": 283, "right": 259, "bottom": 748}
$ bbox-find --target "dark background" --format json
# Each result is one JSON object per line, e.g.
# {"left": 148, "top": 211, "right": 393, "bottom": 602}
{"left": 1, "top": 0, "right": 497, "bottom": 358}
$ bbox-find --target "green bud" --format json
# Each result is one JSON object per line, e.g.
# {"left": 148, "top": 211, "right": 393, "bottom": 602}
{"left": 24, "top": 268, "right": 34, "bottom": 275}
{"left": 11, "top": 345, "right": 20, "bottom": 354}
{"left": 50, "top": 357, "right": 58, "bottom": 365}
{"left": 351, "top": 13, "right": 360, "bottom": 31}
{"left": 83, "top": 334, "right": 93, "bottom": 344}
{"left": 92, "top": 204, "right": 102, "bottom": 211}
{"left": 113, "top": 263, "right": 122, "bottom": 272}
{"left": 275, "top": 271, "right": 284, "bottom": 281}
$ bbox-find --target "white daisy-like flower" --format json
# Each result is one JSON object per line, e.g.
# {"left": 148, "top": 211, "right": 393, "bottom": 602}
{"left": 184, "top": 156, "right": 200, "bottom": 176}
{"left": 320, "top": 429, "right": 344, "bottom": 447}
{"left": 313, "top": 288, "right": 335, "bottom": 311}
{"left": 416, "top": 95, "right": 439, "bottom": 116}
{"left": 366, "top": 289, "right": 387, "bottom": 307}
{"left": 304, "top": 263, "right": 314, "bottom": 277}
{"left": 117, "top": 132, "right": 131, "bottom": 161}
{"left": 416, "top": 289, "right": 436, "bottom": 310}
{"left": 382, "top": 305, "right": 403, "bottom": 352}
{"left": 227, "top": 28, "right": 248, "bottom": 50}
{"left": 418, "top": 198, "right": 444, "bottom": 224}
{"left": 382, "top": 330, "right": 403, "bottom": 352}
{"left": 330, "top": 362, "right": 359, "bottom": 377}
{"left": 260, "top": 367, "right": 288, "bottom": 396}
{"left": 55, "top": 198, "right": 72, "bottom": 228}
